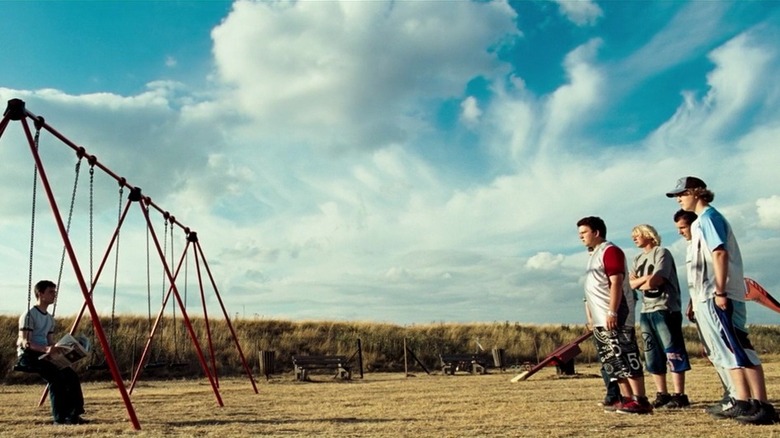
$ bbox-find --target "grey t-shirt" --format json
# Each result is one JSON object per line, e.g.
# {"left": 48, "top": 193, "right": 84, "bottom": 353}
{"left": 18, "top": 306, "right": 55, "bottom": 356}
{"left": 632, "top": 246, "right": 682, "bottom": 313}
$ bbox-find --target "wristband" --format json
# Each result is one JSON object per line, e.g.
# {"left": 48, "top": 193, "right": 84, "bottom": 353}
{"left": 607, "top": 310, "right": 617, "bottom": 317}
{"left": 714, "top": 292, "right": 728, "bottom": 298}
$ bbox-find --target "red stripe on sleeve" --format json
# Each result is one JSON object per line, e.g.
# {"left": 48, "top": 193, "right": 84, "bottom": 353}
{"left": 603, "top": 246, "right": 625, "bottom": 277}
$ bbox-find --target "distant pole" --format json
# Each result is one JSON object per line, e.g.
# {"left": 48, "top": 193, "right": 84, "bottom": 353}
{"left": 404, "top": 338, "right": 409, "bottom": 377}
{"left": 533, "top": 335, "right": 540, "bottom": 364}
{"left": 357, "top": 338, "right": 364, "bottom": 379}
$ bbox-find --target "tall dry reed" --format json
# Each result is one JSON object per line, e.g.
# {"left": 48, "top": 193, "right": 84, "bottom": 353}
{"left": 2, "top": 315, "right": 779, "bottom": 384}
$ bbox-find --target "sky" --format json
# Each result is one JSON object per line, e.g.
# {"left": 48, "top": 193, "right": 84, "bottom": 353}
{"left": 1, "top": 0, "right": 779, "bottom": 326}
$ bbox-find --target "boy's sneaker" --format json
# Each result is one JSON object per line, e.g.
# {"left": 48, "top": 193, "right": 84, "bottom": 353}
{"left": 616, "top": 396, "right": 653, "bottom": 415}
{"left": 712, "top": 399, "right": 753, "bottom": 419}
{"left": 659, "top": 393, "right": 690, "bottom": 409}
{"left": 735, "top": 400, "right": 779, "bottom": 425}
{"left": 603, "top": 397, "right": 627, "bottom": 413}
{"left": 652, "top": 392, "right": 672, "bottom": 408}
{"left": 53, "top": 416, "right": 89, "bottom": 425}
{"left": 706, "top": 397, "right": 734, "bottom": 415}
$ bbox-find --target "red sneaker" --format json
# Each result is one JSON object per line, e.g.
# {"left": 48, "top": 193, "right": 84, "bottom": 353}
{"left": 617, "top": 397, "right": 653, "bottom": 415}
{"left": 603, "top": 397, "right": 628, "bottom": 413}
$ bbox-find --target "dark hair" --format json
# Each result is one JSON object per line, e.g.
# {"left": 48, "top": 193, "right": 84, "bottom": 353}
{"left": 34, "top": 280, "right": 56, "bottom": 298}
{"left": 577, "top": 216, "right": 607, "bottom": 238}
{"left": 689, "top": 187, "right": 714, "bottom": 203}
{"left": 673, "top": 209, "right": 697, "bottom": 225}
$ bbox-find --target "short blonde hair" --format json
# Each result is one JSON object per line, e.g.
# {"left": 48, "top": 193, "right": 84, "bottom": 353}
{"left": 632, "top": 224, "right": 661, "bottom": 246}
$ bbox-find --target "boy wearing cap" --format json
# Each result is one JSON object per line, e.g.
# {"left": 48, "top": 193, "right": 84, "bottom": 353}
{"left": 667, "top": 177, "right": 777, "bottom": 425}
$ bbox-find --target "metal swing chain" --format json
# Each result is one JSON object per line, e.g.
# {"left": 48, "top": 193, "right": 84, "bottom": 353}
{"left": 89, "top": 166, "right": 95, "bottom": 286}
{"left": 156, "top": 219, "right": 168, "bottom": 356}
{"left": 86, "top": 165, "right": 98, "bottom": 362}
{"left": 176, "top": 247, "right": 189, "bottom": 361}
{"left": 170, "top": 222, "right": 177, "bottom": 360}
{"left": 108, "top": 185, "right": 124, "bottom": 350}
{"left": 52, "top": 158, "right": 83, "bottom": 317}
{"left": 146, "top": 225, "right": 152, "bottom": 330}
{"left": 183, "top": 245, "right": 188, "bottom": 308}
{"left": 26, "top": 126, "right": 42, "bottom": 313}
{"left": 161, "top": 220, "right": 168, "bottom": 307}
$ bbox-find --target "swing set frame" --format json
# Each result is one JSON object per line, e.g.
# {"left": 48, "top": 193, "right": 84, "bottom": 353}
{"left": 1, "top": 98, "right": 258, "bottom": 430}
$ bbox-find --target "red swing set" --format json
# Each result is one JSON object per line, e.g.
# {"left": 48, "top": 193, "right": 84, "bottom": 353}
{"left": 1, "top": 98, "right": 258, "bottom": 430}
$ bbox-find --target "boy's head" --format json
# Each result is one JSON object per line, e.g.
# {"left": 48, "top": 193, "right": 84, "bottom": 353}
{"left": 577, "top": 216, "right": 607, "bottom": 250}
{"left": 34, "top": 280, "right": 57, "bottom": 299}
{"left": 632, "top": 224, "right": 661, "bottom": 247}
{"left": 576, "top": 216, "right": 607, "bottom": 238}
{"left": 666, "top": 176, "right": 714, "bottom": 203}
{"left": 673, "top": 209, "right": 698, "bottom": 241}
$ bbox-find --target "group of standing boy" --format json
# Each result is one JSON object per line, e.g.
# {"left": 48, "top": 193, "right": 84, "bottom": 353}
{"left": 577, "top": 176, "right": 777, "bottom": 425}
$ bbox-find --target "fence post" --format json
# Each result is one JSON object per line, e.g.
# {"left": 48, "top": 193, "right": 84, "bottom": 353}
{"left": 492, "top": 347, "right": 505, "bottom": 371}
{"left": 259, "top": 350, "right": 275, "bottom": 380}
{"left": 357, "top": 338, "right": 364, "bottom": 379}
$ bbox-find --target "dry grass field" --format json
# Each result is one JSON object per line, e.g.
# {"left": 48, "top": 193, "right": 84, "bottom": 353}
{"left": 2, "top": 356, "right": 780, "bottom": 437}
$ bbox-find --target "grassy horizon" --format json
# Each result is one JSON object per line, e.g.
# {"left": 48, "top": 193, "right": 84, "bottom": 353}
{"left": 3, "top": 315, "right": 780, "bottom": 384}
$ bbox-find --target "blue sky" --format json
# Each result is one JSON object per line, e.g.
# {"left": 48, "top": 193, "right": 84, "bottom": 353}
{"left": 1, "top": 1, "right": 231, "bottom": 95}
{"left": 1, "top": 0, "right": 779, "bottom": 326}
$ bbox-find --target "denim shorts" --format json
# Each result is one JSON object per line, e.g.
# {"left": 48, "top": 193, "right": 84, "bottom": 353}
{"left": 640, "top": 310, "right": 691, "bottom": 374}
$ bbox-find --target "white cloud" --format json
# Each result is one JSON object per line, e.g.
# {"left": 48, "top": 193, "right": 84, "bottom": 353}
{"left": 476, "top": 38, "right": 606, "bottom": 168}
{"left": 526, "top": 252, "right": 565, "bottom": 270}
{"left": 210, "top": 0, "right": 518, "bottom": 151}
{"left": 649, "top": 25, "right": 780, "bottom": 171}
{"left": 2, "top": 2, "right": 780, "bottom": 325}
{"left": 698, "top": 33, "right": 774, "bottom": 138}
{"left": 540, "top": 38, "right": 603, "bottom": 153}
{"left": 552, "top": 0, "right": 603, "bottom": 26}
{"left": 757, "top": 196, "right": 780, "bottom": 229}
{"left": 460, "top": 96, "right": 482, "bottom": 127}
{"left": 617, "top": 2, "right": 728, "bottom": 82}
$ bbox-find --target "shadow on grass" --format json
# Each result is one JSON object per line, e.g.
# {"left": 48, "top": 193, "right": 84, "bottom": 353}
{"left": 167, "top": 417, "right": 408, "bottom": 427}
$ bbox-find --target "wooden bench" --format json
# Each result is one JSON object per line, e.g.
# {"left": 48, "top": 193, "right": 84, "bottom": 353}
{"left": 291, "top": 355, "right": 351, "bottom": 381}
{"left": 439, "top": 353, "right": 492, "bottom": 375}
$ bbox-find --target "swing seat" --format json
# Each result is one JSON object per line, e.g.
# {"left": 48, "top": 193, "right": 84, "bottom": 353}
{"left": 12, "top": 356, "right": 40, "bottom": 373}
{"left": 168, "top": 362, "right": 189, "bottom": 369}
{"left": 13, "top": 362, "right": 39, "bottom": 373}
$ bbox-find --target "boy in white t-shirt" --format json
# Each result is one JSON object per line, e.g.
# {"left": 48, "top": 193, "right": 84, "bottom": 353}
{"left": 667, "top": 176, "right": 776, "bottom": 425}
{"left": 577, "top": 216, "right": 651, "bottom": 415}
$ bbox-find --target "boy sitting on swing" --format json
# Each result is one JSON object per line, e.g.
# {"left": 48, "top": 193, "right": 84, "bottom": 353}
{"left": 16, "top": 280, "right": 88, "bottom": 425}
